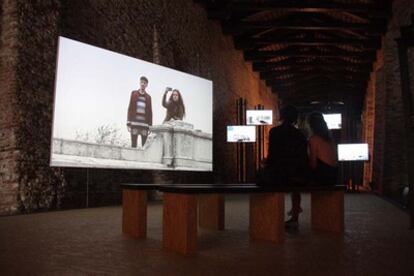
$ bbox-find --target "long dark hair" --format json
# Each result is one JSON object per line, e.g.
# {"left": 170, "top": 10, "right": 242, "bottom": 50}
{"left": 307, "top": 112, "right": 331, "bottom": 141}
{"left": 169, "top": 89, "right": 186, "bottom": 117}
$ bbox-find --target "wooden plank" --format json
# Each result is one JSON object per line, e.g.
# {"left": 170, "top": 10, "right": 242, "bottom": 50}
{"left": 311, "top": 191, "right": 344, "bottom": 232}
{"left": 163, "top": 193, "right": 198, "bottom": 256}
{"left": 250, "top": 193, "right": 285, "bottom": 243}
{"left": 122, "top": 189, "right": 147, "bottom": 238}
{"left": 198, "top": 194, "right": 225, "bottom": 230}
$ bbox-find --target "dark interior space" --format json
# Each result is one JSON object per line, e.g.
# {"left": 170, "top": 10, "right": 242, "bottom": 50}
{"left": 0, "top": 0, "right": 413, "bottom": 274}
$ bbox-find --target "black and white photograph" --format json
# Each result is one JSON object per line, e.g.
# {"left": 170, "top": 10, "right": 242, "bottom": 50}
{"left": 51, "top": 37, "right": 213, "bottom": 171}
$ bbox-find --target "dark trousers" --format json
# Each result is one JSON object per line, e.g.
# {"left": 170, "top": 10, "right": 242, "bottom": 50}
{"left": 130, "top": 133, "right": 148, "bottom": 148}
{"left": 291, "top": 192, "right": 301, "bottom": 220}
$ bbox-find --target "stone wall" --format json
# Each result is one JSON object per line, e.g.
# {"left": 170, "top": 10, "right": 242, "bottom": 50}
{"left": 51, "top": 121, "right": 212, "bottom": 171}
{"left": 0, "top": 0, "right": 277, "bottom": 214}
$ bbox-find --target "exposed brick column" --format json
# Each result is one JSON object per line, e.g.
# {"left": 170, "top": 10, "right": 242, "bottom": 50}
{"left": 362, "top": 50, "right": 384, "bottom": 190}
{"left": 0, "top": 1, "right": 65, "bottom": 215}
{"left": 0, "top": 0, "right": 20, "bottom": 214}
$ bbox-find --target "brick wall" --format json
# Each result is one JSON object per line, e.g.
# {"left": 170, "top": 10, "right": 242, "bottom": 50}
{"left": 362, "top": 50, "right": 383, "bottom": 190}
{"left": 0, "top": 0, "right": 21, "bottom": 214}
{"left": 368, "top": 0, "right": 414, "bottom": 202}
{"left": 0, "top": 0, "right": 277, "bottom": 214}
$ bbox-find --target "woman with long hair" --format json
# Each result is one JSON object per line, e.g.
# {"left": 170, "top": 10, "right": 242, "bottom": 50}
{"left": 286, "top": 112, "right": 338, "bottom": 228}
{"left": 162, "top": 88, "right": 186, "bottom": 123}
{"left": 306, "top": 112, "right": 338, "bottom": 184}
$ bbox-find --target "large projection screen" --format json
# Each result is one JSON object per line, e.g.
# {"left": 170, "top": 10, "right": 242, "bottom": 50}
{"left": 51, "top": 37, "right": 213, "bottom": 171}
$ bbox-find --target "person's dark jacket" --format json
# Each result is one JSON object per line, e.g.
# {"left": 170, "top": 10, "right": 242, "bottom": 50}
{"left": 162, "top": 93, "right": 184, "bottom": 122}
{"left": 260, "top": 122, "right": 310, "bottom": 186}
{"left": 127, "top": 90, "right": 152, "bottom": 127}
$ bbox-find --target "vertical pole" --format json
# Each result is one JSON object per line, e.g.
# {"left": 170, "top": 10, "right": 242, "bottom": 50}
{"left": 86, "top": 168, "right": 89, "bottom": 208}
{"left": 237, "top": 98, "right": 242, "bottom": 182}
{"left": 242, "top": 98, "right": 247, "bottom": 182}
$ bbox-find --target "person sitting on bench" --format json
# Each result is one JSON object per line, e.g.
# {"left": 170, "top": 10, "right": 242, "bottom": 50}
{"left": 258, "top": 105, "right": 310, "bottom": 229}
{"left": 287, "top": 112, "right": 338, "bottom": 228}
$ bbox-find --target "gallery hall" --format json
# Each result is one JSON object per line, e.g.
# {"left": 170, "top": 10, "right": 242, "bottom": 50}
{"left": 0, "top": 0, "right": 413, "bottom": 275}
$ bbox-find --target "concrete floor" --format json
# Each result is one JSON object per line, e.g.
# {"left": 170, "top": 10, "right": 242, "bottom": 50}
{"left": 0, "top": 193, "right": 413, "bottom": 275}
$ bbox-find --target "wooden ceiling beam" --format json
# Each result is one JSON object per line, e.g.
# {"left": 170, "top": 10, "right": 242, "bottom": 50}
{"left": 234, "top": 36, "right": 381, "bottom": 49}
{"left": 271, "top": 79, "right": 367, "bottom": 89}
{"left": 260, "top": 70, "right": 370, "bottom": 80}
{"left": 266, "top": 78, "right": 367, "bottom": 88}
{"left": 263, "top": 74, "right": 368, "bottom": 85}
{"left": 252, "top": 61, "right": 373, "bottom": 71}
{"left": 223, "top": 21, "right": 386, "bottom": 35}
{"left": 204, "top": 2, "right": 390, "bottom": 18}
{"left": 255, "top": 56, "right": 373, "bottom": 67}
{"left": 253, "top": 64, "right": 372, "bottom": 73}
{"left": 244, "top": 49, "right": 377, "bottom": 62}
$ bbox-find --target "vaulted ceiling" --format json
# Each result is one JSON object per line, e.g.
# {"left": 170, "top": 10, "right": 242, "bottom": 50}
{"left": 196, "top": 0, "right": 392, "bottom": 112}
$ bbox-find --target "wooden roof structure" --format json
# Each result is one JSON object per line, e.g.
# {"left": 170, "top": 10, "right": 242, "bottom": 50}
{"left": 196, "top": 0, "right": 392, "bottom": 111}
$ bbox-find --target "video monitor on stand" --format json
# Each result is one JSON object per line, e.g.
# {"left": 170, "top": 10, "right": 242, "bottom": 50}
{"left": 226, "top": 125, "right": 256, "bottom": 142}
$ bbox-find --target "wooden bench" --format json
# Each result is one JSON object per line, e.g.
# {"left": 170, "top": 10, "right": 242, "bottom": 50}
{"left": 121, "top": 183, "right": 226, "bottom": 238}
{"left": 121, "top": 184, "right": 160, "bottom": 238}
{"left": 159, "top": 184, "right": 346, "bottom": 255}
{"left": 121, "top": 183, "right": 346, "bottom": 256}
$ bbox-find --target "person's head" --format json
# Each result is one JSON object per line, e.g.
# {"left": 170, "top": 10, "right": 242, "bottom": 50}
{"left": 306, "top": 112, "right": 331, "bottom": 141}
{"left": 171, "top": 89, "right": 181, "bottom": 102}
{"left": 279, "top": 105, "right": 298, "bottom": 125}
{"left": 140, "top": 76, "right": 148, "bottom": 90}
{"left": 169, "top": 89, "right": 185, "bottom": 116}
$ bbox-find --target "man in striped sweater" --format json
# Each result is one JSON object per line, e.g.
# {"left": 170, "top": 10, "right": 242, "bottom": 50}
{"left": 127, "top": 76, "right": 153, "bottom": 148}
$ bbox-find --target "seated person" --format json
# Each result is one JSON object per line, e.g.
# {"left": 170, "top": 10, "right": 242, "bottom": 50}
{"left": 286, "top": 112, "right": 338, "bottom": 228}
{"left": 258, "top": 105, "right": 309, "bottom": 186}
{"left": 307, "top": 112, "right": 338, "bottom": 185}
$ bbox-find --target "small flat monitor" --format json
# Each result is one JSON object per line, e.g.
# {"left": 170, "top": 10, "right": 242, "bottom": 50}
{"left": 246, "top": 110, "right": 273, "bottom": 125}
{"left": 338, "top": 143, "right": 369, "bottom": 161}
{"left": 227, "top": 125, "right": 256, "bottom": 142}
{"left": 323, "top": 113, "right": 342, "bottom": 129}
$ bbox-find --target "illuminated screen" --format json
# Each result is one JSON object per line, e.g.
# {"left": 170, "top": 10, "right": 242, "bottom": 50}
{"left": 227, "top": 126, "right": 256, "bottom": 142}
{"left": 246, "top": 110, "right": 273, "bottom": 125}
{"left": 338, "top": 143, "right": 369, "bottom": 161}
{"left": 51, "top": 36, "right": 213, "bottom": 171}
{"left": 323, "top": 113, "right": 342, "bottom": 129}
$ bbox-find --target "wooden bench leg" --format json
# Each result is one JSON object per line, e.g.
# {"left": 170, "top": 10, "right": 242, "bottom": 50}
{"left": 198, "top": 194, "right": 225, "bottom": 230}
{"left": 122, "top": 189, "right": 147, "bottom": 238}
{"left": 163, "top": 193, "right": 198, "bottom": 256}
{"left": 311, "top": 191, "right": 344, "bottom": 233}
{"left": 250, "top": 193, "right": 285, "bottom": 243}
